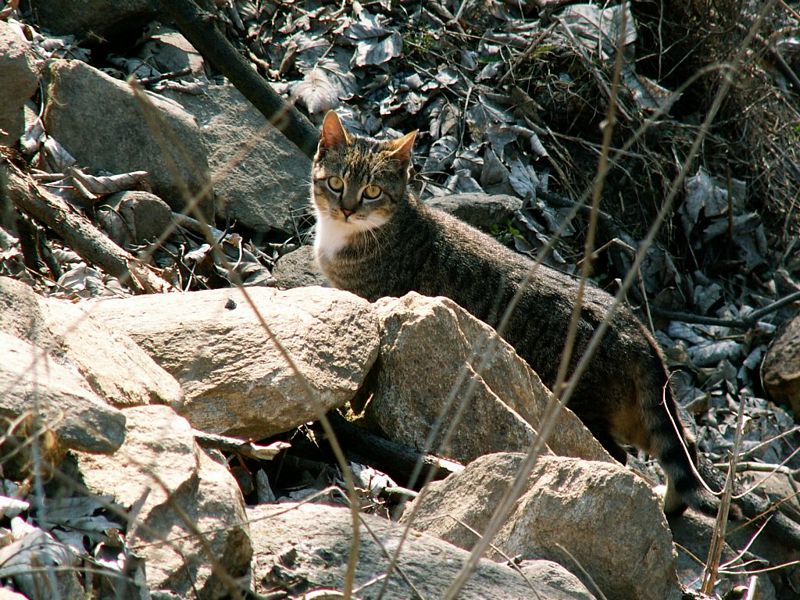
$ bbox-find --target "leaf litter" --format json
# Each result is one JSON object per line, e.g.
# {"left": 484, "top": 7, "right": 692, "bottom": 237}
{"left": 2, "top": 1, "right": 800, "bottom": 597}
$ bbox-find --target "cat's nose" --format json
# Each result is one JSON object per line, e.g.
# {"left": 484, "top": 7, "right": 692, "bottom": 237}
{"left": 341, "top": 208, "right": 355, "bottom": 219}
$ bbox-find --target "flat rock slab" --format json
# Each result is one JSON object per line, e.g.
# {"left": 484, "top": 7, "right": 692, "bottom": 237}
{"left": 404, "top": 452, "right": 680, "bottom": 600}
{"left": 0, "top": 275, "right": 182, "bottom": 410}
{"left": 366, "top": 293, "right": 609, "bottom": 464}
{"left": 249, "top": 502, "right": 597, "bottom": 599}
{"left": 90, "top": 286, "right": 379, "bottom": 438}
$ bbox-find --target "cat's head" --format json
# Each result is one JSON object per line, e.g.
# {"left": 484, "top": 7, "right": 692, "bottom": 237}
{"left": 311, "top": 111, "right": 416, "bottom": 232}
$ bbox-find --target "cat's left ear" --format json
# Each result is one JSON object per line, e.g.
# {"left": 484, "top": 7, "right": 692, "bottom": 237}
{"left": 387, "top": 130, "right": 417, "bottom": 163}
{"left": 318, "top": 111, "right": 352, "bottom": 155}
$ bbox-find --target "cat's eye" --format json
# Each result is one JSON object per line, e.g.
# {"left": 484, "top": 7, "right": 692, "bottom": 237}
{"left": 327, "top": 176, "right": 344, "bottom": 192}
{"left": 362, "top": 184, "right": 382, "bottom": 200}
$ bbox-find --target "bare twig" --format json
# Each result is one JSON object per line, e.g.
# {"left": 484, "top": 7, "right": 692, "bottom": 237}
{"left": 0, "top": 153, "right": 172, "bottom": 294}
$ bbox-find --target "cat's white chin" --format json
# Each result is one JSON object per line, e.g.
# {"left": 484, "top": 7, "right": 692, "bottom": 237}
{"left": 314, "top": 210, "right": 388, "bottom": 259}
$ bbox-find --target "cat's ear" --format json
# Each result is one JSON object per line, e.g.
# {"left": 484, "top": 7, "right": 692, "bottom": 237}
{"left": 318, "top": 111, "right": 351, "bottom": 155}
{"left": 387, "top": 130, "right": 417, "bottom": 163}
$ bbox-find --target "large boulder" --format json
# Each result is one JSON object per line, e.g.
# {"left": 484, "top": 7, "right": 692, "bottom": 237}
{"left": 762, "top": 311, "right": 800, "bottom": 416}
{"left": 0, "top": 22, "right": 39, "bottom": 147}
{"left": 0, "top": 331, "right": 126, "bottom": 455}
{"left": 26, "top": 0, "right": 158, "bottom": 40}
{"left": 42, "top": 59, "right": 213, "bottom": 218}
{"left": 248, "top": 501, "right": 597, "bottom": 599}
{"left": 403, "top": 452, "right": 681, "bottom": 600}
{"left": 426, "top": 193, "right": 523, "bottom": 231}
{"left": 0, "top": 276, "right": 183, "bottom": 409}
{"left": 365, "top": 293, "right": 610, "bottom": 464}
{"left": 163, "top": 83, "right": 312, "bottom": 233}
{"left": 89, "top": 286, "right": 380, "bottom": 438}
{"left": 0, "top": 275, "right": 186, "bottom": 459}
{"left": 75, "top": 405, "right": 252, "bottom": 599}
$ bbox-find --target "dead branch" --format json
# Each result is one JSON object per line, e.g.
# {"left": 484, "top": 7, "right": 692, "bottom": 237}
{"left": 652, "top": 290, "right": 800, "bottom": 329}
{"left": 193, "top": 429, "right": 290, "bottom": 461}
{"left": 325, "top": 410, "right": 464, "bottom": 487}
{"left": 160, "top": 0, "right": 319, "bottom": 159}
{"left": 0, "top": 154, "right": 173, "bottom": 294}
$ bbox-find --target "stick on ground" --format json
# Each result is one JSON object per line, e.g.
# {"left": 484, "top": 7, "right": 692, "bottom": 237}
{"left": 0, "top": 153, "right": 173, "bottom": 294}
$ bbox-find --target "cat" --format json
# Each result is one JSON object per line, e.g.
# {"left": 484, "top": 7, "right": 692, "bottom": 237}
{"left": 309, "top": 110, "right": 742, "bottom": 521}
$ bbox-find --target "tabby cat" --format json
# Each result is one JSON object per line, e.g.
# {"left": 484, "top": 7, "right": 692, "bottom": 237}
{"left": 311, "top": 110, "right": 703, "bottom": 514}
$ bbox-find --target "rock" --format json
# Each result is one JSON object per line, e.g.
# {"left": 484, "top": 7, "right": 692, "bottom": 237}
{"left": 761, "top": 312, "right": 800, "bottom": 415}
{"left": 42, "top": 298, "right": 184, "bottom": 408}
{"left": 89, "top": 286, "right": 379, "bottom": 438}
{"left": 42, "top": 59, "right": 213, "bottom": 218}
{"left": 75, "top": 405, "right": 252, "bottom": 599}
{"left": 96, "top": 190, "right": 174, "bottom": 247}
{"left": 426, "top": 193, "right": 523, "bottom": 231}
{"left": 366, "top": 293, "right": 610, "bottom": 464}
{"left": 0, "top": 22, "right": 39, "bottom": 146}
{"left": 139, "top": 30, "right": 205, "bottom": 76}
{"left": 26, "top": 0, "right": 158, "bottom": 40}
{"left": 271, "top": 246, "right": 327, "bottom": 289}
{"left": 249, "top": 501, "right": 597, "bottom": 599}
{"left": 403, "top": 452, "right": 681, "bottom": 600}
{"left": 518, "top": 560, "right": 597, "bottom": 600}
{"left": 162, "top": 83, "right": 312, "bottom": 233}
{"left": 0, "top": 275, "right": 183, "bottom": 409}
{"left": 0, "top": 331, "right": 126, "bottom": 455}
{"left": 0, "top": 276, "right": 58, "bottom": 351}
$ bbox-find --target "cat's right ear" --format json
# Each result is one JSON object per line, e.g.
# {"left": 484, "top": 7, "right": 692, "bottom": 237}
{"left": 318, "top": 111, "right": 351, "bottom": 156}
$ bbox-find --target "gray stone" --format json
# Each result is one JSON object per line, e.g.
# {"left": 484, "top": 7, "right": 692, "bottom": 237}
{"left": 89, "top": 286, "right": 379, "bottom": 438}
{"left": 271, "top": 245, "right": 327, "bottom": 289}
{"left": 0, "top": 22, "right": 39, "bottom": 146}
{"left": 249, "top": 501, "right": 594, "bottom": 599}
{"left": 43, "top": 298, "right": 184, "bottom": 408}
{"left": 43, "top": 59, "right": 213, "bottom": 218}
{"left": 27, "top": 0, "right": 158, "bottom": 40}
{"left": 518, "top": 560, "right": 598, "bottom": 600}
{"left": 139, "top": 30, "right": 205, "bottom": 76}
{"left": 97, "top": 190, "right": 174, "bottom": 247}
{"left": 426, "top": 193, "right": 523, "bottom": 231}
{"left": 162, "top": 83, "right": 312, "bottom": 233}
{"left": 75, "top": 405, "right": 252, "bottom": 599}
{"left": 0, "top": 331, "right": 126, "bottom": 454}
{"left": 366, "top": 293, "right": 610, "bottom": 464}
{"left": 403, "top": 452, "right": 681, "bottom": 600}
{"left": 762, "top": 312, "right": 800, "bottom": 416}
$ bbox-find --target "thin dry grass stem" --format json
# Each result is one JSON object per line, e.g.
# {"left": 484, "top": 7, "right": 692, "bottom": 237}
{"left": 701, "top": 388, "right": 747, "bottom": 595}
{"left": 128, "top": 85, "right": 363, "bottom": 598}
{"left": 356, "top": 514, "right": 426, "bottom": 600}
{"left": 732, "top": 444, "right": 800, "bottom": 499}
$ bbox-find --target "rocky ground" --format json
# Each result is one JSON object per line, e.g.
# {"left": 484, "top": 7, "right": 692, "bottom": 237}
{"left": 0, "top": 1, "right": 799, "bottom": 599}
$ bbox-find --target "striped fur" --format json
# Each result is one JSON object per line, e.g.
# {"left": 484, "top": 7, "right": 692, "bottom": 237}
{"left": 312, "top": 111, "right": 707, "bottom": 514}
